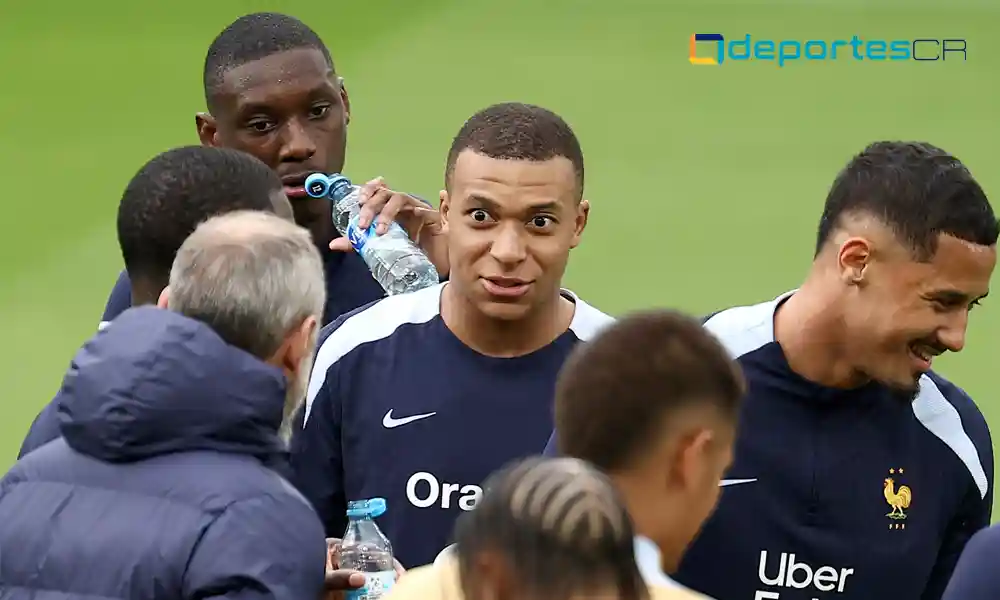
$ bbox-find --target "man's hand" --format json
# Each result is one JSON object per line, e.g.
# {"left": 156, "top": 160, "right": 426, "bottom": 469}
{"left": 328, "top": 177, "right": 449, "bottom": 278}
{"left": 325, "top": 537, "right": 406, "bottom": 599}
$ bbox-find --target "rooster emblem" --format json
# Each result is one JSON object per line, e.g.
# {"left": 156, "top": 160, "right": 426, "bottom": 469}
{"left": 884, "top": 477, "right": 912, "bottom": 520}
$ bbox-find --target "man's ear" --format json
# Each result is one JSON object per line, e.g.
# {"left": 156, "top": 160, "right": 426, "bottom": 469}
{"left": 156, "top": 287, "right": 170, "bottom": 309}
{"left": 195, "top": 113, "right": 219, "bottom": 147}
{"left": 439, "top": 189, "right": 450, "bottom": 234}
{"left": 570, "top": 199, "right": 590, "bottom": 249}
{"left": 338, "top": 77, "right": 351, "bottom": 126}
{"left": 273, "top": 316, "right": 319, "bottom": 375}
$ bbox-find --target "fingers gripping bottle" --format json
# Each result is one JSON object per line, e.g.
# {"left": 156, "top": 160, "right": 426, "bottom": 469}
{"left": 340, "top": 498, "right": 396, "bottom": 600}
{"left": 305, "top": 173, "right": 440, "bottom": 295}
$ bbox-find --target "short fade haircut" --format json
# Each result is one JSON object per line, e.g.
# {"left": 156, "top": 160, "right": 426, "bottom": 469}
{"left": 169, "top": 211, "right": 326, "bottom": 360}
{"left": 445, "top": 102, "right": 585, "bottom": 196}
{"left": 203, "top": 12, "right": 333, "bottom": 112}
{"left": 555, "top": 310, "right": 745, "bottom": 473}
{"left": 453, "top": 456, "right": 648, "bottom": 600}
{"left": 116, "top": 146, "right": 283, "bottom": 293}
{"left": 816, "top": 141, "right": 999, "bottom": 260}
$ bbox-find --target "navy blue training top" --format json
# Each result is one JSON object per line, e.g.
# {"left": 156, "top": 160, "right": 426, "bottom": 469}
{"left": 543, "top": 291, "right": 993, "bottom": 600}
{"left": 288, "top": 282, "right": 614, "bottom": 569}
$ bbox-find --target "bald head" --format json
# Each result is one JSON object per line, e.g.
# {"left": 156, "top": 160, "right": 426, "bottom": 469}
{"left": 167, "top": 210, "right": 326, "bottom": 359}
{"left": 453, "top": 457, "right": 647, "bottom": 600}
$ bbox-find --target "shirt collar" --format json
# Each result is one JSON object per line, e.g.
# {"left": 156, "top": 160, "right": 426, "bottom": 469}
{"left": 633, "top": 536, "right": 677, "bottom": 587}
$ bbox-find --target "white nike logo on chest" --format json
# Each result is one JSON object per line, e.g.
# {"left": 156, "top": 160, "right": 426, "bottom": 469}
{"left": 719, "top": 478, "right": 757, "bottom": 487}
{"left": 382, "top": 409, "right": 437, "bottom": 429}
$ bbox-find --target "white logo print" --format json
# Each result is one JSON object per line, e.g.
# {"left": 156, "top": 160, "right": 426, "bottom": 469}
{"left": 755, "top": 550, "right": 855, "bottom": 598}
{"left": 406, "top": 472, "right": 482, "bottom": 510}
{"left": 719, "top": 478, "right": 758, "bottom": 487}
{"left": 382, "top": 409, "right": 437, "bottom": 429}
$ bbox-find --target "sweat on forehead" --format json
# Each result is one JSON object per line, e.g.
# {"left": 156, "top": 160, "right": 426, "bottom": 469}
{"left": 202, "top": 12, "right": 334, "bottom": 109}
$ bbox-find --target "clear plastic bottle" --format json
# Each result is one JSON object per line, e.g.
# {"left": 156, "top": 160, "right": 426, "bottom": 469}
{"left": 340, "top": 497, "right": 396, "bottom": 600}
{"left": 305, "top": 173, "right": 440, "bottom": 295}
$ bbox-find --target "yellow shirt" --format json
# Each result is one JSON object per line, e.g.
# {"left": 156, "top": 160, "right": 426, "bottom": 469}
{"left": 384, "top": 556, "right": 714, "bottom": 600}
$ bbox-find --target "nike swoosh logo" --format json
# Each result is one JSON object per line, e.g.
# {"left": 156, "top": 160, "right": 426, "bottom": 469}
{"left": 382, "top": 409, "right": 437, "bottom": 429}
{"left": 719, "top": 478, "right": 757, "bottom": 487}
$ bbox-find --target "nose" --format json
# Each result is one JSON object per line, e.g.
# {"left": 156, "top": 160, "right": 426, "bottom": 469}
{"left": 278, "top": 118, "right": 316, "bottom": 163}
{"left": 489, "top": 223, "right": 527, "bottom": 267}
{"left": 938, "top": 312, "right": 968, "bottom": 353}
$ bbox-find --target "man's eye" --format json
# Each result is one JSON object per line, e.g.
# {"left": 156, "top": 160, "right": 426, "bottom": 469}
{"left": 471, "top": 210, "right": 490, "bottom": 222}
{"left": 310, "top": 104, "right": 331, "bottom": 119}
{"left": 247, "top": 119, "right": 274, "bottom": 133}
{"left": 530, "top": 216, "right": 554, "bottom": 228}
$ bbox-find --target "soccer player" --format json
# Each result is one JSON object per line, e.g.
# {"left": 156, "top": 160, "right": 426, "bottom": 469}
{"left": 98, "top": 12, "right": 444, "bottom": 329}
{"left": 18, "top": 146, "right": 291, "bottom": 459}
{"left": 386, "top": 456, "right": 652, "bottom": 600}
{"left": 546, "top": 141, "right": 998, "bottom": 600}
{"left": 289, "top": 102, "right": 614, "bottom": 569}
{"left": 553, "top": 310, "right": 744, "bottom": 599}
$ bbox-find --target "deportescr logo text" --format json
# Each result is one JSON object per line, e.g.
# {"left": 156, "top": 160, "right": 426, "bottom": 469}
{"left": 406, "top": 471, "right": 482, "bottom": 511}
{"left": 756, "top": 551, "right": 855, "bottom": 599}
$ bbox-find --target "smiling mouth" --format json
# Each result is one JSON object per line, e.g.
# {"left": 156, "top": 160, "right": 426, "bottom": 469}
{"left": 908, "top": 344, "right": 941, "bottom": 370}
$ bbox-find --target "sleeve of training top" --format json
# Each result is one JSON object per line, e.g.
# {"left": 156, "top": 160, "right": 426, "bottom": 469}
{"left": 99, "top": 269, "right": 132, "bottom": 328}
{"left": 920, "top": 381, "right": 994, "bottom": 600}
{"left": 940, "top": 525, "right": 1000, "bottom": 600}
{"left": 182, "top": 494, "right": 327, "bottom": 600}
{"left": 921, "top": 485, "right": 993, "bottom": 600}
{"left": 288, "top": 312, "right": 364, "bottom": 538}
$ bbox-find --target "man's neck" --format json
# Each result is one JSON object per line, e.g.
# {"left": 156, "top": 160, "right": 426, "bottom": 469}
{"left": 441, "top": 284, "right": 575, "bottom": 357}
{"left": 612, "top": 472, "right": 686, "bottom": 575}
{"left": 775, "top": 274, "right": 866, "bottom": 388}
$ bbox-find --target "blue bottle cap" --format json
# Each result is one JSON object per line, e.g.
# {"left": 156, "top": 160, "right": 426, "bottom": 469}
{"left": 346, "top": 497, "right": 387, "bottom": 519}
{"left": 326, "top": 173, "right": 352, "bottom": 191}
{"left": 305, "top": 173, "right": 330, "bottom": 198}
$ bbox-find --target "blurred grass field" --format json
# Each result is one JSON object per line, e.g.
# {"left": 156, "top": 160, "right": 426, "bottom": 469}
{"left": 1, "top": 0, "right": 998, "bottom": 508}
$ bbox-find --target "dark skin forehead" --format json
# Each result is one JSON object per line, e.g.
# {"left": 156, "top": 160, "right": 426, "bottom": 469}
{"left": 212, "top": 48, "right": 337, "bottom": 118}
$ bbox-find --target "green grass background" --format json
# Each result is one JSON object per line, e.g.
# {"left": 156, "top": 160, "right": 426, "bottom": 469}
{"left": 1, "top": 0, "right": 997, "bottom": 507}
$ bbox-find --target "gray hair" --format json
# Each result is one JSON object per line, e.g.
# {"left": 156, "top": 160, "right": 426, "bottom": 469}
{"left": 168, "top": 210, "right": 326, "bottom": 359}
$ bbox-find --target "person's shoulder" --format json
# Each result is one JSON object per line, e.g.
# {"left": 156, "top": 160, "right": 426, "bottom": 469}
{"left": 914, "top": 370, "right": 992, "bottom": 497}
{"left": 942, "top": 524, "right": 1000, "bottom": 597}
{"left": 701, "top": 291, "right": 794, "bottom": 359}
{"left": 99, "top": 269, "right": 132, "bottom": 328}
{"left": 563, "top": 290, "right": 615, "bottom": 342}
{"left": 316, "top": 283, "right": 445, "bottom": 364}
{"left": 650, "top": 583, "right": 715, "bottom": 600}
{"left": 386, "top": 559, "right": 460, "bottom": 599}
{"left": 922, "top": 370, "right": 987, "bottom": 428}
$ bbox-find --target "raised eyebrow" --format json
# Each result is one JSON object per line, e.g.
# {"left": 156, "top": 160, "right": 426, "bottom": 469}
{"left": 526, "top": 201, "right": 561, "bottom": 213}
{"left": 467, "top": 195, "right": 500, "bottom": 209}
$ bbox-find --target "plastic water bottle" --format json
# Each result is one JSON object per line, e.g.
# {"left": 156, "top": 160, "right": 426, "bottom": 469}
{"left": 340, "top": 497, "right": 396, "bottom": 600}
{"left": 305, "top": 173, "right": 440, "bottom": 295}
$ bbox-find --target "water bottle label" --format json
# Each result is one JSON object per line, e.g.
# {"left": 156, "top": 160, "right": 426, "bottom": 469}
{"left": 346, "top": 216, "right": 378, "bottom": 254}
{"left": 344, "top": 570, "right": 395, "bottom": 600}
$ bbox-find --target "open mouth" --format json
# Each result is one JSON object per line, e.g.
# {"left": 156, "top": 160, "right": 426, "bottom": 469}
{"left": 280, "top": 175, "right": 309, "bottom": 199}
{"left": 481, "top": 277, "right": 533, "bottom": 299}
{"left": 908, "top": 344, "right": 939, "bottom": 371}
